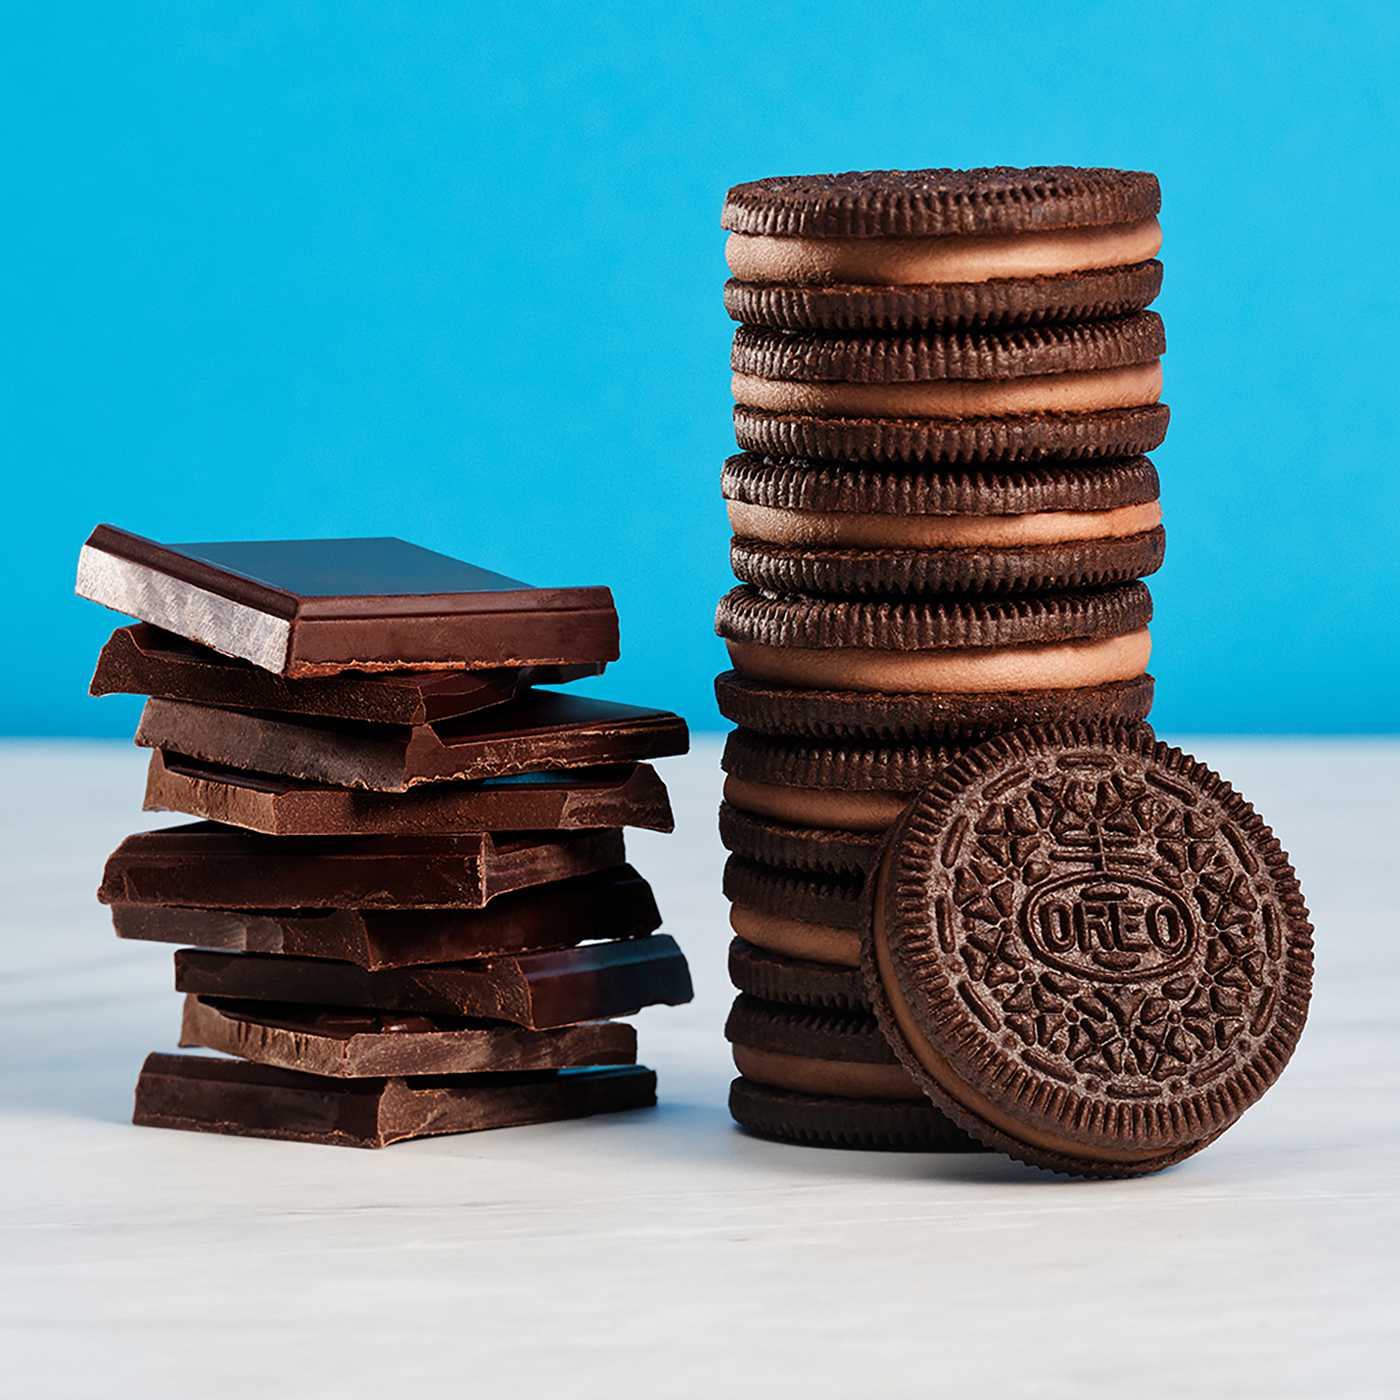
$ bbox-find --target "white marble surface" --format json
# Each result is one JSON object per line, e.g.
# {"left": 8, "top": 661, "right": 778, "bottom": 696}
{"left": 2, "top": 737, "right": 1397, "bottom": 1399}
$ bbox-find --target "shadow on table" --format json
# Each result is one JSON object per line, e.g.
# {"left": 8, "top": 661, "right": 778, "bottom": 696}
{"left": 595, "top": 1089, "right": 1052, "bottom": 1186}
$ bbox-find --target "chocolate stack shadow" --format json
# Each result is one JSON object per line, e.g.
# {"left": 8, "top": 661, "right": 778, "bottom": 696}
{"left": 714, "top": 168, "right": 1169, "bottom": 1150}
{"left": 78, "top": 528, "right": 693, "bottom": 1148}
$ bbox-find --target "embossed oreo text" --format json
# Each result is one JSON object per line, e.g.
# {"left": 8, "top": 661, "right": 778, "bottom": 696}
{"left": 1021, "top": 872, "right": 1196, "bottom": 983}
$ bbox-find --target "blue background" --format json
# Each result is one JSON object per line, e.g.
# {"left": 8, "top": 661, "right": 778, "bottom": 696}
{"left": 6, "top": 1, "right": 1398, "bottom": 736}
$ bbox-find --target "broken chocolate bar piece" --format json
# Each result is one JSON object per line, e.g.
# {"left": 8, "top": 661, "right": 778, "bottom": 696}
{"left": 143, "top": 750, "right": 675, "bottom": 836}
{"left": 108, "top": 864, "right": 662, "bottom": 969}
{"left": 133, "top": 1052, "right": 657, "bottom": 1148}
{"left": 76, "top": 526, "right": 620, "bottom": 676}
{"left": 134, "top": 692, "right": 690, "bottom": 791}
{"left": 99, "top": 822, "right": 625, "bottom": 909}
{"left": 91, "top": 624, "right": 603, "bottom": 725}
{"left": 173, "top": 936, "right": 694, "bottom": 1028}
{"left": 179, "top": 995, "right": 638, "bottom": 1077}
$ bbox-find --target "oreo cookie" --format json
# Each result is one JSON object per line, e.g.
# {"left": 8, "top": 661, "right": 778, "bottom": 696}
{"left": 722, "top": 728, "right": 958, "bottom": 835}
{"left": 716, "top": 582, "right": 1154, "bottom": 698}
{"left": 728, "top": 1078, "right": 978, "bottom": 1152}
{"left": 725, "top": 993, "right": 914, "bottom": 1099}
{"left": 864, "top": 724, "right": 1315, "bottom": 1178}
{"left": 723, "top": 167, "right": 1162, "bottom": 332}
{"left": 725, "top": 993, "right": 976, "bottom": 1150}
{"left": 731, "top": 315, "right": 1167, "bottom": 465}
{"left": 715, "top": 671, "right": 1156, "bottom": 742}
{"left": 724, "top": 451, "right": 1164, "bottom": 596}
{"left": 728, "top": 936, "right": 868, "bottom": 1011}
{"left": 719, "top": 802, "right": 881, "bottom": 877}
{"left": 723, "top": 855, "right": 866, "bottom": 968}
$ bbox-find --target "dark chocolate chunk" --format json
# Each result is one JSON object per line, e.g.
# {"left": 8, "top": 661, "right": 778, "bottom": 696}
{"left": 134, "top": 691, "right": 690, "bottom": 791}
{"left": 109, "top": 864, "right": 662, "bottom": 969}
{"left": 173, "top": 935, "right": 694, "bottom": 1028}
{"left": 143, "top": 750, "right": 674, "bottom": 836}
{"left": 91, "top": 623, "right": 602, "bottom": 725}
{"left": 76, "top": 526, "right": 620, "bottom": 677}
{"left": 179, "top": 995, "right": 638, "bottom": 1077}
{"left": 99, "top": 822, "right": 625, "bottom": 909}
{"left": 866, "top": 724, "right": 1315, "bottom": 1178}
{"left": 134, "top": 1053, "right": 657, "bottom": 1148}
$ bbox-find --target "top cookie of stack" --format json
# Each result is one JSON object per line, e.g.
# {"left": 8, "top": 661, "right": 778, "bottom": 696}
{"left": 724, "top": 165, "right": 1162, "bottom": 333}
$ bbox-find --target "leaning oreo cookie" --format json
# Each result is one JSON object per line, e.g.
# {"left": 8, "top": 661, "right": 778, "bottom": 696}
{"left": 723, "top": 167, "right": 1162, "bottom": 332}
{"left": 731, "top": 315, "right": 1168, "bottom": 464}
{"left": 864, "top": 724, "right": 1315, "bottom": 1178}
{"left": 716, "top": 581, "right": 1153, "bottom": 697}
{"left": 715, "top": 670, "right": 1156, "bottom": 742}
{"left": 725, "top": 452, "right": 1164, "bottom": 596}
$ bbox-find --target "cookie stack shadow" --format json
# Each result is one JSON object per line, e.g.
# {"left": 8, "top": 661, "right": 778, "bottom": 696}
{"left": 78, "top": 529, "right": 694, "bottom": 1148}
{"left": 714, "top": 168, "right": 1170, "bottom": 1150}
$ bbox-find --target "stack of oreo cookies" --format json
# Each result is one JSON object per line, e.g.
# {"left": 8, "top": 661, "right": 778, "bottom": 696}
{"left": 77, "top": 526, "right": 693, "bottom": 1148}
{"left": 716, "top": 168, "right": 1171, "bottom": 1151}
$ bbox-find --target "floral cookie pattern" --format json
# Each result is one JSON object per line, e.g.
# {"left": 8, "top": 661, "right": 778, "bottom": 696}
{"left": 867, "top": 725, "right": 1315, "bottom": 1177}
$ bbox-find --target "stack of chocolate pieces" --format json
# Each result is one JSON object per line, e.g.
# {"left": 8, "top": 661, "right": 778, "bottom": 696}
{"left": 715, "top": 167, "right": 1178, "bottom": 1153}
{"left": 77, "top": 526, "right": 693, "bottom": 1148}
